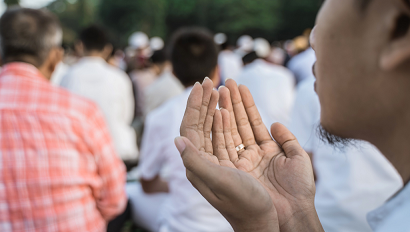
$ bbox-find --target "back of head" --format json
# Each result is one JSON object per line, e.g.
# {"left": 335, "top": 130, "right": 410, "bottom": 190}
{"left": 150, "top": 49, "right": 168, "bottom": 65}
{"left": 242, "top": 51, "right": 259, "bottom": 66}
{"left": 80, "top": 25, "right": 109, "bottom": 52}
{"left": 170, "top": 27, "right": 218, "bottom": 87}
{"left": 0, "top": 7, "right": 62, "bottom": 67}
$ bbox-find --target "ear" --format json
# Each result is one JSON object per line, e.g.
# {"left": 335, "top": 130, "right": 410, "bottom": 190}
{"left": 380, "top": 6, "right": 410, "bottom": 71}
{"left": 75, "top": 41, "right": 84, "bottom": 56}
{"left": 103, "top": 44, "right": 113, "bottom": 60}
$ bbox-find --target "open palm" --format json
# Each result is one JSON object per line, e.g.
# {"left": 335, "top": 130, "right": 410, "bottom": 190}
{"left": 178, "top": 78, "right": 323, "bottom": 232}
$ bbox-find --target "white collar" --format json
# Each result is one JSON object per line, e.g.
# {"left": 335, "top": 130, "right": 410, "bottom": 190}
{"left": 367, "top": 181, "right": 410, "bottom": 230}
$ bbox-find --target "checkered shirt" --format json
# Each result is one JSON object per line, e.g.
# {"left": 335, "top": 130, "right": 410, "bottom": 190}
{"left": 0, "top": 63, "right": 127, "bottom": 232}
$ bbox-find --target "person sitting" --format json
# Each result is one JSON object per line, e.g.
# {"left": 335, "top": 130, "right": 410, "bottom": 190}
{"left": 237, "top": 42, "right": 295, "bottom": 126}
{"left": 143, "top": 49, "right": 184, "bottom": 116}
{"left": 127, "top": 27, "right": 232, "bottom": 232}
{"left": 61, "top": 25, "right": 138, "bottom": 162}
{"left": 0, "top": 8, "right": 126, "bottom": 232}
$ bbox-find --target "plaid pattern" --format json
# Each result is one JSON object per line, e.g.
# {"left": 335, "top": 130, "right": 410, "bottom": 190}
{"left": 0, "top": 63, "right": 127, "bottom": 232}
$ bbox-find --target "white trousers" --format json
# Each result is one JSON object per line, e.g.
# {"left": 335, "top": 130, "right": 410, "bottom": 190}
{"left": 126, "top": 182, "right": 169, "bottom": 232}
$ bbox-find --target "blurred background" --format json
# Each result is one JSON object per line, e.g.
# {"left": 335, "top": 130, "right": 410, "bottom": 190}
{"left": 1, "top": 0, "right": 321, "bottom": 48}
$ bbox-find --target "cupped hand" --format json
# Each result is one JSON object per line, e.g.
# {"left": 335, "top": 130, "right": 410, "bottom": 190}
{"left": 176, "top": 78, "right": 323, "bottom": 232}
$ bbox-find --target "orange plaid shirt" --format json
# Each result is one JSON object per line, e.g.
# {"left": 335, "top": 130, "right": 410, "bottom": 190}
{"left": 0, "top": 63, "right": 127, "bottom": 232}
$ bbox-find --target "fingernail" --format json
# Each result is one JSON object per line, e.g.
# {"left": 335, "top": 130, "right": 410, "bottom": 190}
{"left": 205, "top": 76, "right": 210, "bottom": 81}
{"left": 175, "top": 137, "right": 187, "bottom": 153}
{"left": 218, "top": 85, "right": 224, "bottom": 90}
{"left": 194, "top": 82, "right": 200, "bottom": 86}
{"left": 219, "top": 107, "right": 224, "bottom": 110}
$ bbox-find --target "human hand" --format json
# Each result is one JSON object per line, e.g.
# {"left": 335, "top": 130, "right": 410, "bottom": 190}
{"left": 176, "top": 78, "right": 323, "bottom": 232}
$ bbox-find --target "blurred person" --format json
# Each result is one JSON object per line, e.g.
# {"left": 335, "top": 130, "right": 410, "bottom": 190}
{"left": 287, "top": 47, "right": 316, "bottom": 85}
{"left": 289, "top": 78, "right": 402, "bottom": 232}
{"left": 215, "top": 33, "right": 243, "bottom": 83}
{"left": 61, "top": 25, "right": 138, "bottom": 161}
{"left": 128, "top": 32, "right": 157, "bottom": 119}
{"left": 107, "top": 49, "right": 127, "bottom": 71}
{"left": 144, "top": 49, "right": 184, "bottom": 116}
{"left": 127, "top": 27, "right": 231, "bottom": 232}
{"left": 267, "top": 42, "right": 287, "bottom": 66}
{"left": 236, "top": 38, "right": 295, "bottom": 126}
{"left": 0, "top": 8, "right": 126, "bottom": 232}
{"left": 175, "top": 0, "right": 410, "bottom": 231}
{"left": 235, "top": 35, "right": 254, "bottom": 57}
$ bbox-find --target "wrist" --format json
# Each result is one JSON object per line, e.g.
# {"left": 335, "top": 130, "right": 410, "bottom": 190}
{"left": 231, "top": 211, "right": 279, "bottom": 232}
{"left": 280, "top": 207, "right": 324, "bottom": 232}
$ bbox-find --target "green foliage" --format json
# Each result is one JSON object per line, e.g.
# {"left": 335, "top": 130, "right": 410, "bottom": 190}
{"left": 48, "top": 0, "right": 321, "bottom": 47}
{"left": 4, "top": 0, "right": 20, "bottom": 7}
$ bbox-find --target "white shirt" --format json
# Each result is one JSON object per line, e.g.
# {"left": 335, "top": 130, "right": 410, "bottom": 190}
{"left": 218, "top": 50, "right": 243, "bottom": 83}
{"left": 60, "top": 57, "right": 138, "bottom": 161}
{"left": 289, "top": 79, "right": 403, "bottom": 232}
{"left": 139, "top": 88, "right": 233, "bottom": 232}
{"left": 367, "top": 183, "right": 410, "bottom": 232}
{"left": 287, "top": 48, "right": 316, "bottom": 84}
{"left": 236, "top": 59, "right": 295, "bottom": 126}
{"left": 144, "top": 69, "right": 184, "bottom": 116}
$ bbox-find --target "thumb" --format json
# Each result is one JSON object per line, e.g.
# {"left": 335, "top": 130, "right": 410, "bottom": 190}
{"left": 174, "top": 136, "right": 222, "bottom": 187}
{"left": 270, "top": 123, "right": 305, "bottom": 158}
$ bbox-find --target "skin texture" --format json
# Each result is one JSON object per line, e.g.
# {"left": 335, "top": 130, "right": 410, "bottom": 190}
{"left": 176, "top": 0, "right": 410, "bottom": 230}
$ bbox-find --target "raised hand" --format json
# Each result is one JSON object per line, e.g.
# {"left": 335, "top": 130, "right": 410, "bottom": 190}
{"left": 176, "top": 78, "right": 324, "bottom": 232}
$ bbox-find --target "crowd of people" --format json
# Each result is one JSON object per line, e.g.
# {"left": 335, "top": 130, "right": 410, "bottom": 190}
{"left": 1, "top": 1, "right": 409, "bottom": 231}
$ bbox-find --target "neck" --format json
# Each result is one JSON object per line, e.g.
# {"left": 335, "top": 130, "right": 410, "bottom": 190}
{"left": 84, "top": 51, "right": 106, "bottom": 60}
{"left": 370, "top": 114, "right": 410, "bottom": 184}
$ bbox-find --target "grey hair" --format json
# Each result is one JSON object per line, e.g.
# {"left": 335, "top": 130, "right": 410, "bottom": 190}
{"left": 0, "top": 7, "right": 62, "bottom": 67}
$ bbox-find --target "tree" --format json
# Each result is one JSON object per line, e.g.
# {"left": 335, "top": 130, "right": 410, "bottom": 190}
{"left": 5, "top": 0, "right": 20, "bottom": 7}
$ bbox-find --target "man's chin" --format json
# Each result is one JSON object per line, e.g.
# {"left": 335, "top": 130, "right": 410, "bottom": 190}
{"left": 317, "top": 124, "right": 356, "bottom": 149}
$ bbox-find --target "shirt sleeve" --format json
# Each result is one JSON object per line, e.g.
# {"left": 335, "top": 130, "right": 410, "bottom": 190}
{"left": 86, "top": 103, "right": 127, "bottom": 221}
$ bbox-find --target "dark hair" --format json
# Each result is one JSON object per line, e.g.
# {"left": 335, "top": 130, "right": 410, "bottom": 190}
{"left": 242, "top": 51, "right": 259, "bottom": 66}
{"left": 150, "top": 49, "right": 167, "bottom": 64}
{"left": 0, "top": 7, "right": 62, "bottom": 67}
{"left": 80, "top": 25, "right": 110, "bottom": 52}
{"left": 169, "top": 27, "right": 218, "bottom": 87}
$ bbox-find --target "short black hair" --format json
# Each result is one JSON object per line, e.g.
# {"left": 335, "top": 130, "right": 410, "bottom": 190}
{"left": 80, "top": 25, "right": 110, "bottom": 52}
{"left": 150, "top": 49, "right": 167, "bottom": 64}
{"left": 169, "top": 27, "right": 218, "bottom": 87}
{"left": 242, "top": 51, "right": 259, "bottom": 66}
{"left": 0, "top": 7, "right": 62, "bottom": 67}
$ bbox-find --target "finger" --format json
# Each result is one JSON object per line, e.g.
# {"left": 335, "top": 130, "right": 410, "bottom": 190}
{"left": 270, "top": 123, "right": 306, "bottom": 158}
{"left": 225, "top": 79, "right": 256, "bottom": 147}
{"left": 221, "top": 109, "right": 238, "bottom": 162}
{"left": 198, "top": 77, "right": 214, "bottom": 151}
{"left": 238, "top": 85, "right": 272, "bottom": 145}
{"left": 204, "top": 89, "right": 219, "bottom": 154}
{"left": 180, "top": 82, "right": 203, "bottom": 148}
{"left": 212, "top": 110, "right": 230, "bottom": 161}
{"left": 218, "top": 86, "right": 242, "bottom": 146}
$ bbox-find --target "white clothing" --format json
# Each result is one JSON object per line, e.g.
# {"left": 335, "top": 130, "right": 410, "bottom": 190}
{"left": 287, "top": 48, "right": 316, "bottom": 84}
{"left": 236, "top": 59, "right": 295, "bottom": 126}
{"left": 367, "top": 183, "right": 410, "bottom": 232}
{"left": 50, "top": 62, "right": 69, "bottom": 86}
{"left": 144, "top": 69, "right": 184, "bottom": 116}
{"left": 127, "top": 182, "right": 168, "bottom": 232}
{"left": 138, "top": 88, "right": 233, "bottom": 232}
{"left": 218, "top": 50, "right": 243, "bottom": 83}
{"left": 60, "top": 57, "right": 138, "bottom": 160}
{"left": 289, "top": 79, "right": 403, "bottom": 232}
